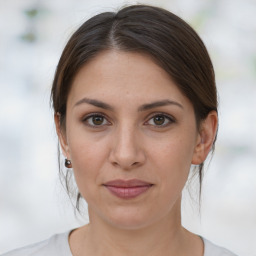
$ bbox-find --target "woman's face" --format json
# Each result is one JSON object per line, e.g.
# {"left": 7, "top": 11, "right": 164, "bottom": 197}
{"left": 59, "top": 50, "right": 204, "bottom": 229}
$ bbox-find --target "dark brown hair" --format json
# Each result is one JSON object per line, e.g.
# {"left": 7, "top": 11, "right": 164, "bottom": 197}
{"left": 51, "top": 4, "right": 218, "bottom": 211}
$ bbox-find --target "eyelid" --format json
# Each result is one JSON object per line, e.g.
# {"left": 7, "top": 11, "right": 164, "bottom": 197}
{"left": 82, "top": 112, "right": 111, "bottom": 127}
{"left": 144, "top": 112, "right": 176, "bottom": 127}
{"left": 81, "top": 111, "right": 175, "bottom": 128}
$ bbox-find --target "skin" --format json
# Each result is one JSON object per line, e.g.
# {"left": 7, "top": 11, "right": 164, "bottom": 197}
{"left": 55, "top": 50, "right": 218, "bottom": 256}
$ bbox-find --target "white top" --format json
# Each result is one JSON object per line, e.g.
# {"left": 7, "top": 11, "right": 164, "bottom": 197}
{"left": 1, "top": 231, "right": 238, "bottom": 256}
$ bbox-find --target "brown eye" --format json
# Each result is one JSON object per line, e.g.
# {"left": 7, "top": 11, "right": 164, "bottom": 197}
{"left": 92, "top": 116, "right": 104, "bottom": 125}
{"left": 153, "top": 116, "right": 165, "bottom": 125}
{"left": 147, "top": 114, "right": 175, "bottom": 127}
{"left": 83, "top": 114, "right": 109, "bottom": 127}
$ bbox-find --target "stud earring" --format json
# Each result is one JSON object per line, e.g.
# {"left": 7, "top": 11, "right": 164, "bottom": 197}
{"left": 65, "top": 159, "right": 72, "bottom": 168}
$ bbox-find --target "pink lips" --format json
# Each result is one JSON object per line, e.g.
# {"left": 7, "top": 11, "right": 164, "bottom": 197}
{"left": 103, "top": 179, "right": 153, "bottom": 199}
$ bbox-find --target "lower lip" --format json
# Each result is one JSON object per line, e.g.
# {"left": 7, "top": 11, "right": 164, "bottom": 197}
{"left": 104, "top": 185, "right": 152, "bottom": 199}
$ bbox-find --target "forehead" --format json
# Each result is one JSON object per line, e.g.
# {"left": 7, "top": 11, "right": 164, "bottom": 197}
{"left": 67, "top": 50, "right": 191, "bottom": 109}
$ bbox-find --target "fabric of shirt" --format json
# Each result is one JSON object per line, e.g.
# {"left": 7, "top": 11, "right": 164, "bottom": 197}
{"left": 1, "top": 231, "right": 238, "bottom": 256}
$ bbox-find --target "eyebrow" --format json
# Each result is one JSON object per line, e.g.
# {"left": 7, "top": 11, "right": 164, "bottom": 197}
{"left": 74, "top": 97, "right": 114, "bottom": 111}
{"left": 73, "top": 97, "right": 183, "bottom": 111}
{"left": 138, "top": 99, "right": 183, "bottom": 111}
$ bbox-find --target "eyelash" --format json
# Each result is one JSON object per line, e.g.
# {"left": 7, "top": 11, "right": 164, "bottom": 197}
{"left": 82, "top": 113, "right": 110, "bottom": 128}
{"left": 145, "top": 112, "right": 176, "bottom": 128}
{"left": 82, "top": 112, "right": 175, "bottom": 128}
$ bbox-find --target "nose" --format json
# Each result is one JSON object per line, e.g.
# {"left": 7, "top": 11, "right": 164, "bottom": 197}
{"left": 109, "top": 125, "right": 146, "bottom": 170}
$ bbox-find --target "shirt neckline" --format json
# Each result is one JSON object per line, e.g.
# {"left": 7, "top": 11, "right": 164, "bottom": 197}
{"left": 65, "top": 230, "right": 206, "bottom": 256}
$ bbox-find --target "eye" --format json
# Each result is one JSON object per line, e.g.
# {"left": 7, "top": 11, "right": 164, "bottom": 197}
{"left": 83, "top": 114, "right": 110, "bottom": 127}
{"left": 146, "top": 113, "right": 175, "bottom": 127}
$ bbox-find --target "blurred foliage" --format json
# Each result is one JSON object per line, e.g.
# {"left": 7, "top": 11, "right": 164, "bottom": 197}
{"left": 20, "top": 32, "right": 36, "bottom": 43}
{"left": 24, "top": 8, "right": 39, "bottom": 19}
{"left": 20, "top": 8, "right": 41, "bottom": 43}
{"left": 20, "top": 7, "right": 49, "bottom": 43}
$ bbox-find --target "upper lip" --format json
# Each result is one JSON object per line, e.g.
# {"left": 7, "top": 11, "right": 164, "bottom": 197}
{"left": 104, "top": 179, "right": 153, "bottom": 187}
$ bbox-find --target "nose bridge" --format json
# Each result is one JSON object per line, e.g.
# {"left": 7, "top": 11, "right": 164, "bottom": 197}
{"left": 110, "top": 121, "right": 144, "bottom": 169}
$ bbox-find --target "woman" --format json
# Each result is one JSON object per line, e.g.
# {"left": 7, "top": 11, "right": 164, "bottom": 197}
{"left": 2, "top": 4, "right": 237, "bottom": 256}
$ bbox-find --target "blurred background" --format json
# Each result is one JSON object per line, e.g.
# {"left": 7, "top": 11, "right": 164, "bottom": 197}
{"left": 0, "top": 0, "right": 255, "bottom": 255}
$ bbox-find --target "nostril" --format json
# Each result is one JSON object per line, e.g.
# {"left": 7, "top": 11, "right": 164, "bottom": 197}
{"left": 113, "top": 161, "right": 137, "bottom": 166}
{"left": 112, "top": 161, "right": 119, "bottom": 167}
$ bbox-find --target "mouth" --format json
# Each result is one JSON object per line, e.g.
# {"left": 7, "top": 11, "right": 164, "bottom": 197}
{"left": 103, "top": 179, "right": 153, "bottom": 199}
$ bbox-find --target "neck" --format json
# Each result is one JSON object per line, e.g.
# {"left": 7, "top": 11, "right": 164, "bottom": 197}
{"left": 92, "top": 203, "right": 181, "bottom": 255}
{"left": 69, "top": 198, "right": 203, "bottom": 256}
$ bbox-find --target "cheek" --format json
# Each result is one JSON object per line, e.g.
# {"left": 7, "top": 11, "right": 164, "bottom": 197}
{"left": 150, "top": 133, "right": 196, "bottom": 189}
{"left": 67, "top": 131, "right": 110, "bottom": 193}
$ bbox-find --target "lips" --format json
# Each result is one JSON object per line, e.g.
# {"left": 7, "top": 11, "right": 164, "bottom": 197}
{"left": 103, "top": 179, "right": 153, "bottom": 199}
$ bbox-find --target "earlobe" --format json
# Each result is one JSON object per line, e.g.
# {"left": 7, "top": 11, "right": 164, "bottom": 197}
{"left": 54, "top": 113, "right": 70, "bottom": 159}
{"left": 192, "top": 111, "right": 218, "bottom": 165}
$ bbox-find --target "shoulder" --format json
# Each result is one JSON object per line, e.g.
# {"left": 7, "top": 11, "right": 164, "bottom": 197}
{"left": 1, "top": 231, "right": 72, "bottom": 256}
{"left": 202, "top": 237, "right": 238, "bottom": 256}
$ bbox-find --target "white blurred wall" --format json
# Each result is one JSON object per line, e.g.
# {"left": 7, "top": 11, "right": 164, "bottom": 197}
{"left": 0, "top": 0, "right": 255, "bottom": 255}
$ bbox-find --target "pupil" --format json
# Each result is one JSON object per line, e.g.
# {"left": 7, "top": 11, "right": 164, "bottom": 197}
{"left": 93, "top": 116, "right": 103, "bottom": 125}
{"left": 154, "top": 116, "right": 165, "bottom": 125}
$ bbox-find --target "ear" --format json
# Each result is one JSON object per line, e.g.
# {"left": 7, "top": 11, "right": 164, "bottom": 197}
{"left": 192, "top": 111, "right": 218, "bottom": 165}
{"left": 54, "top": 113, "right": 70, "bottom": 159}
